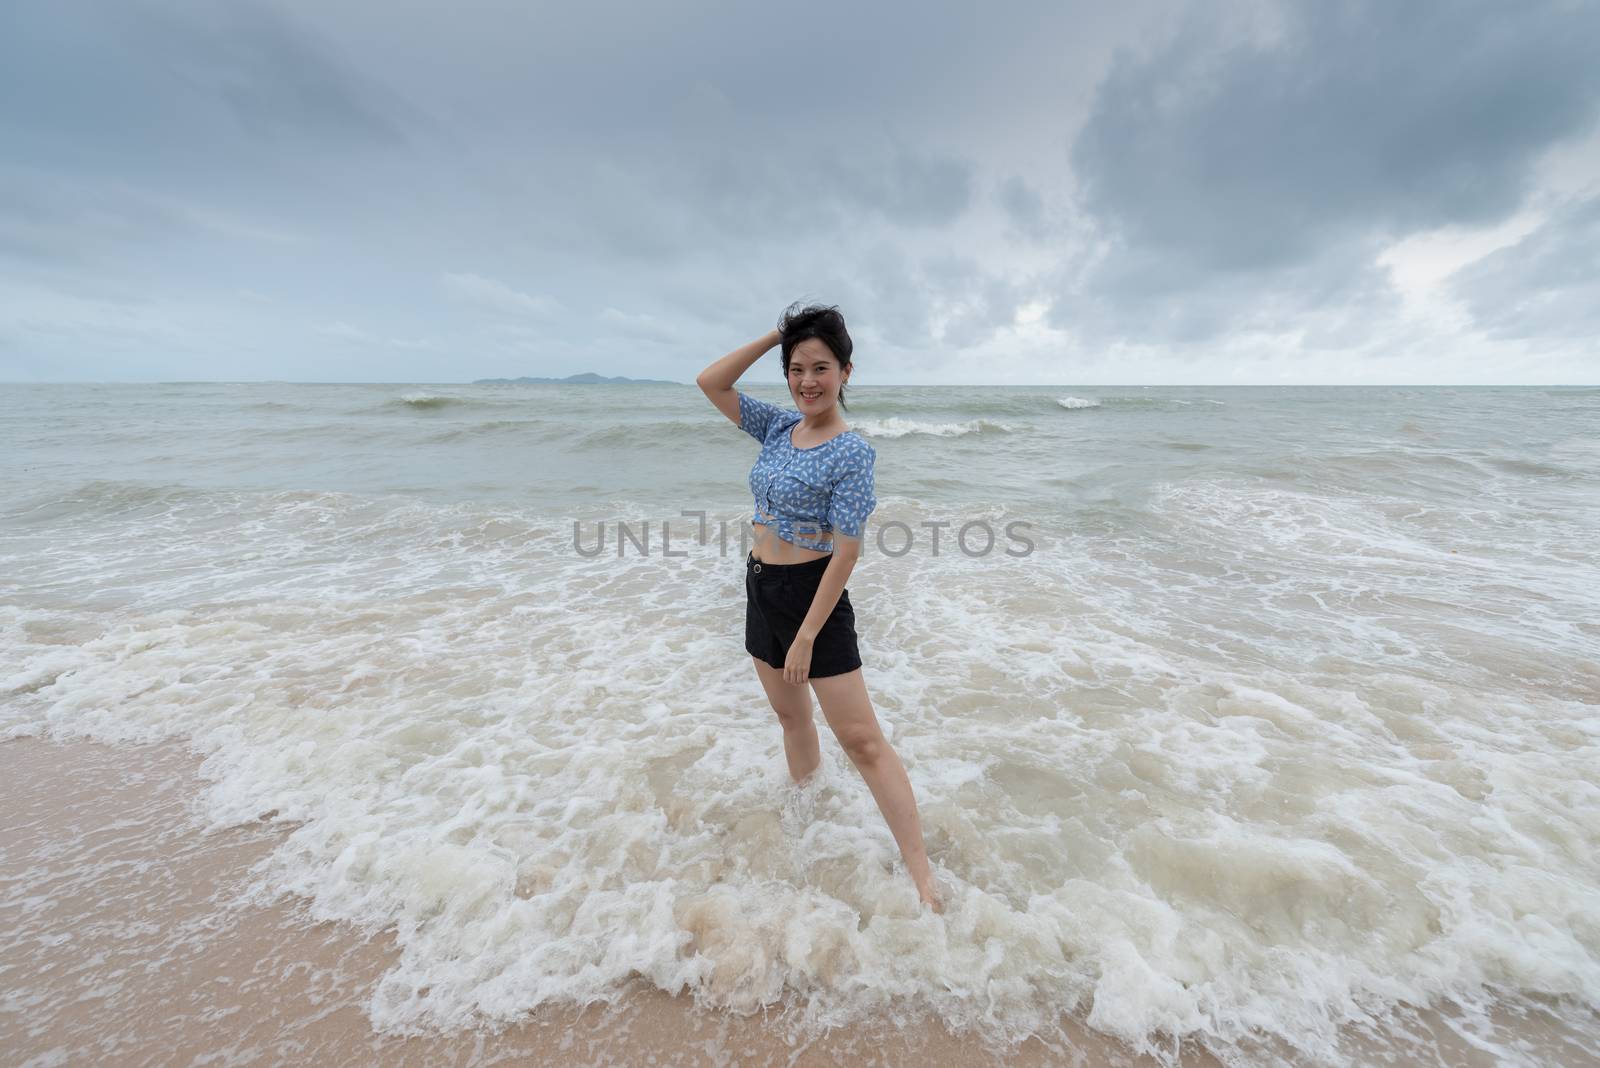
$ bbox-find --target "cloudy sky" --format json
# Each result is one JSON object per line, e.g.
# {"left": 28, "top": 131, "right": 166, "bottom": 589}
{"left": 3, "top": 0, "right": 1598, "bottom": 385}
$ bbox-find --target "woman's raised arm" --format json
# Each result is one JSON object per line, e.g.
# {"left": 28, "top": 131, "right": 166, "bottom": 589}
{"left": 696, "top": 329, "right": 782, "bottom": 428}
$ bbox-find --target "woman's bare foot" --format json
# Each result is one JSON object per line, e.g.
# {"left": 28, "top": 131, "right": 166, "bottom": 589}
{"left": 917, "top": 879, "right": 944, "bottom": 914}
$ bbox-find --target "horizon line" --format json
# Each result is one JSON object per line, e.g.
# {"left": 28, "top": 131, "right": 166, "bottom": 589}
{"left": 5, "top": 380, "right": 1599, "bottom": 388}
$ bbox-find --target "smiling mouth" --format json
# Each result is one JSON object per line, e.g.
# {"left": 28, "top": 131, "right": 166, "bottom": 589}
{"left": 800, "top": 391, "right": 822, "bottom": 400}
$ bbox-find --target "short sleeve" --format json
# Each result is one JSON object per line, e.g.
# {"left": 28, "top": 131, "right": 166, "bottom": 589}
{"left": 737, "top": 391, "right": 787, "bottom": 443}
{"left": 826, "top": 443, "right": 877, "bottom": 539}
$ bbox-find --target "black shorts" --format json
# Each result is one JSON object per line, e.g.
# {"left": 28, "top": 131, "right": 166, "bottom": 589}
{"left": 744, "top": 551, "right": 863, "bottom": 678}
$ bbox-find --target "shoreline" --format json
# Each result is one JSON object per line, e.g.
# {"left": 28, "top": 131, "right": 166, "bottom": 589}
{"left": 1, "top": 735, "right": 1222, "bottom": 1067}
{"left": 3, "top": 735, "right": 1592, "bottom": 1066}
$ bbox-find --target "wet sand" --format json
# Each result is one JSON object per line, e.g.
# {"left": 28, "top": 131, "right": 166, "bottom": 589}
{"left": 2, "top": 736, "right": 1592, "bottom": 1067}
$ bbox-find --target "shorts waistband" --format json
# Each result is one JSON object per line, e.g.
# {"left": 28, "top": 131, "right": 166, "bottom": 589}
{"left": 747, "top": 550, "right": 833, "bottom": 576}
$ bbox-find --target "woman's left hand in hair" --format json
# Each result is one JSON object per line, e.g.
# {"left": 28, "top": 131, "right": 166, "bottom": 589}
{"left": 783, "top": 636, "right": 815, "bottom": 685}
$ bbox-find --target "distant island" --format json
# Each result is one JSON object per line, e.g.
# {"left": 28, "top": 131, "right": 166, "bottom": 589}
{"left": 472, "top": 372, "right": 681, "bottom": 385}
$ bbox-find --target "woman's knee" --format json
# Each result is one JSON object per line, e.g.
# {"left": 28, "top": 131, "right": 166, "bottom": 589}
{"left": 754, "top": 658, "right": 813, "bottom": 728}
{"left": 777, "top": 707, "right": 816, "bottom": 732}
{"left": 833, "top": 727, "right": 883, "bottom": 766}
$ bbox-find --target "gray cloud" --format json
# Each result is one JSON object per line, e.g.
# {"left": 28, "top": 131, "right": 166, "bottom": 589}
{"left": 526, "top": 139, "right": 976, "bottom": 268}
{"left": 1, "top": 0, "right": 1595, "bottom": 383}
{"left": 0, "top": 168, "right": 298, "bottom": 277}
{"left": 1451, "top": 194, "right": 1600, "bottom": 342}
{"left": 1076, "top": 0, "right": 1600, "bottom": 265}
{"left": 1054, "top": 234, "right": 1405, "bottom": 348}
{"left": 0, "top": 171, "right": 183, "bottom": 268}
{"left": 125, "top": 1, "right": 411, "bottom": 148}
{"left": 0, "top": 1, "right": 413, "bottom": 168}
{"left": 940, "top": 273, "right": 1028, "bottom": 350}
{"left": 997, "top": 176, "right": 1046, "bottom": 237}
{"left": 1058, "top": 0, "right": 1600, "bottom": 342}
{"left": 441, "top": 273, "right": 562, "bottom": 319}
{"left": 831, "top": 147, "right": 974, "bottom": 229}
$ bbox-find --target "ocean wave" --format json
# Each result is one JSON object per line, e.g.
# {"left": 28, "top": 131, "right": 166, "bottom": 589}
{"left": 1056, "top": 396, "right": 1101, "bottom": 410}
{"left": 424, "top": 419, "right": 549, "bottom": 444}
{"left": 1484, "top": 456, "right": 1584, "bottom": 479}
{"left": 576, "top": 419, "right": 724, "bottom": 449}
{"left": 1093, "top": 395, "right": 1226, "bottom": 410}
{"left": 1548, "top": 437, "right": 1600, "bottom": 463}
{"left": 853, "top": 417, "right": 1017, "bottom": 438}
{"left": 394, "top": 392, "right": 471, "bottom": 410}
{"left": 0, "top": 480, "right": 455, "bottom": 530}
{"left": 367, "top": 392, "right": 537, "bottom": 415}
{"left": 842, "top": 395, "right": 1049, "bottom": 419}
{"left": 0, "top": 480, "right": 211, "bottom": 524}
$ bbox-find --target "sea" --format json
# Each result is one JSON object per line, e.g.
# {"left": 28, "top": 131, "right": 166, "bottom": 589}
{"left": 3, "top": 382, "right": 1598, "bottom": 1066}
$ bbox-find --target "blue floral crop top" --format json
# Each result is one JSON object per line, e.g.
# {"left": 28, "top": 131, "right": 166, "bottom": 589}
{"left": 737, "top": 391, "right": 877, "bottom": 552}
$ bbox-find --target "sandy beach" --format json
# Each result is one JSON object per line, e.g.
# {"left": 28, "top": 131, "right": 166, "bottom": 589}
{"left": 6, "top": 735, "right": 1594, "bottom": 1067}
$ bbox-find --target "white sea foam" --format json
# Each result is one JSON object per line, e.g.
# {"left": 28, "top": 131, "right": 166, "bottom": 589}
{"left": 853, "top": 417, "right": 1016, "bottom": 438}
{"left": 397, "top": 391, "right": 464, "bottom": 408}
{"left": 1056, "top": 396, "right": 1100, "bottom": 409}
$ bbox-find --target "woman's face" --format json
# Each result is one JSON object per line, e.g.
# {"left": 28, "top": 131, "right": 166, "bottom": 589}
{"left": 786, "top": 339, "right": 848, "bottom": 412}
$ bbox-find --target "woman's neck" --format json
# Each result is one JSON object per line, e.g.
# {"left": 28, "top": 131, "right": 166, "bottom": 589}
{"left": 798, "top": 410, "right": 846, "bottom": 433}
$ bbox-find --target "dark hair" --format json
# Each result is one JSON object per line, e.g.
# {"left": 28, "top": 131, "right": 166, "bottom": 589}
{"left": 777, "top": 301, "right": 854, "bottom": 412}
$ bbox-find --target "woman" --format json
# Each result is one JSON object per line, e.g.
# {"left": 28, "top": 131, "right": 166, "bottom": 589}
{"left": 695, "top": 302, "right": 942, "bottom": 913}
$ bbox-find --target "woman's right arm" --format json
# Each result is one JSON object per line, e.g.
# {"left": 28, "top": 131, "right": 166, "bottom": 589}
{"left": 697, "top": 329, "right": 782, "bottom": 429}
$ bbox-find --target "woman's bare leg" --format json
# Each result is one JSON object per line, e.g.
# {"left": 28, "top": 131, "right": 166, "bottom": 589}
{"left": 809, "top": 667, "right": 941, "bottom": 912}
{"left": 752, "top": 657, "right": 820, "bottom": 784}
